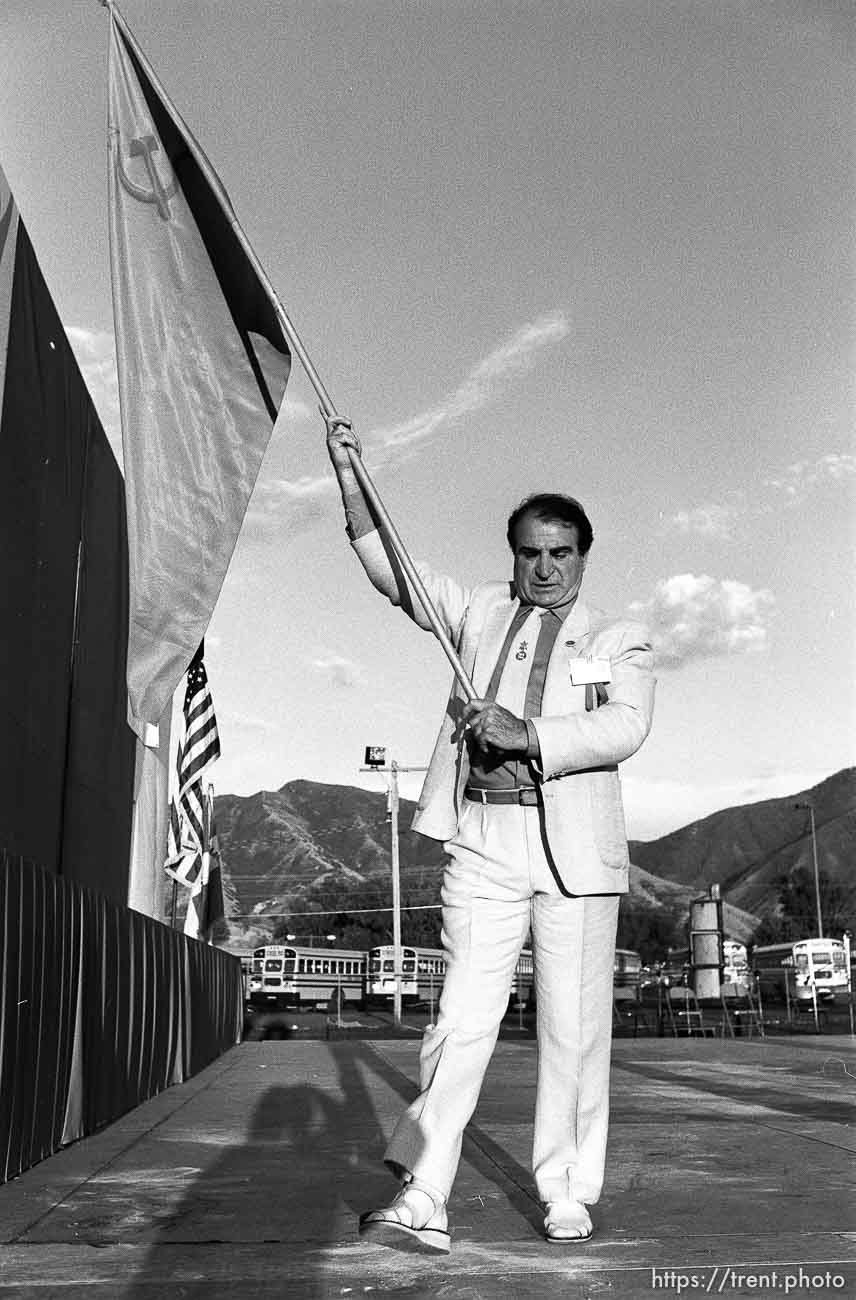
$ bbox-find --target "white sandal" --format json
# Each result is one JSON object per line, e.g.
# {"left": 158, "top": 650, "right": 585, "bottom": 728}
{"left": 359, "top": 1179, "right": 451, "bottom": 1254}
{"left": 544, "top": 1199, "right": 593, "bottom": 1243}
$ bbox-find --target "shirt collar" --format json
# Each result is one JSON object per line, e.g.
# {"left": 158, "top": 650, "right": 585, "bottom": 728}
{"left": 515, "top": 591, "right": 579, "bottom": 621}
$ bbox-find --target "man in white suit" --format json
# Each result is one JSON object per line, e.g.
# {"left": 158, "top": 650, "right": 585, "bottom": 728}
{"left": 327, "top": 424, "right": 655, "bottom": 1254}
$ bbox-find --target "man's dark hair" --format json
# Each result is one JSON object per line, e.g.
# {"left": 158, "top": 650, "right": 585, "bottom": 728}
{"left": 506, "top": 493, "right": 594, "bottom": 555}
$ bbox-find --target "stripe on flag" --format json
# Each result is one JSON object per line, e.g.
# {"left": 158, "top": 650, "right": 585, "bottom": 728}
{"left": 165, "top": 645, "right": 220, "bottom": 888}
{"left": 108, "top": 6, "right": 291, "bottom": 736}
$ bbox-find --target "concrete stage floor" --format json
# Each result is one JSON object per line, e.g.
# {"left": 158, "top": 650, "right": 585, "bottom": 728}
{"left": 1, "top": 1033, "right": 854, "bottom": 1298}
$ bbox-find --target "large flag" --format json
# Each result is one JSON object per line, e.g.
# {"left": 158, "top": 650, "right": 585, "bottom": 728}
{"left": 184, "top": 785, "right": 225, "bottom": 942}
{"left": 107, "top": 4, "right": 291, "bottom": 735}
{"left": 165, "top": 644, "right": 220, "bottom": 889}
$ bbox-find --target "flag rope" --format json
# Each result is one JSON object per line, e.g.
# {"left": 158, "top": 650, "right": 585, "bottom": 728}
{"left": 103, "top": 0, "right": 477, "bottom": 704}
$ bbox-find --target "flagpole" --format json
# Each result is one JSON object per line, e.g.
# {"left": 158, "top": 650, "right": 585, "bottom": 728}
{"left": 103, "top": 0, "right": 476, "bottom": 703}
{"left": 202, "top": 783, "right": 215, "bottom": 945}
{"left": 267, "top": 295, "right": 477, "bottom": 700}
{"left": 204, "top": 783, "right": 213, "bottom": 854}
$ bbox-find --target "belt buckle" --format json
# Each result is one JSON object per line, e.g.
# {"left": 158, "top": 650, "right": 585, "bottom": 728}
{"left": 518, "top": 788, "right": 538, "bottom": 806}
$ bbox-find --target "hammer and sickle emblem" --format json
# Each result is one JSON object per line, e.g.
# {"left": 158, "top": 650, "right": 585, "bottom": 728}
{"left": 116, "top": 133, "right": 178, "bottom": 220}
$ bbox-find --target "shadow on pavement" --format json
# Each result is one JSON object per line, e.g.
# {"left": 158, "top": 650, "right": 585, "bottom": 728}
{"left": 119, "top": 1041, "right": 432, "bottom": 1298}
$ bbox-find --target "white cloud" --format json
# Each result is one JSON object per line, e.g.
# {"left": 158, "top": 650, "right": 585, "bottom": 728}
{"left": 368, "top": 310, "right": 570, "bottom": 450}
{"left": 309, "top": 652, "right": 367, "bottom": 690}
{"left": 253, "top": 471, "right": 337, "bottom": 507}
{"left": 244, "top": 469, "right": 337, "bottom": 539}
{"left": 667, "top": 501, "right": 740, "bottom": 539}
{"left": 664, "top": 452, "right": 855, "bottom": 536}
{"left": 220, "top": 708, "right": 276, "bottom": 735}
{"left": 630, "top": 573, "right": 775, "bottom": 668}
{"left": 245, "top": 311, "right": 570, "bottom": 535}
{"left": 276, "top": 394, "right": 315, "bottom": 426}
{"left": 762, "top": 452, "right": 856, "bottom": 500}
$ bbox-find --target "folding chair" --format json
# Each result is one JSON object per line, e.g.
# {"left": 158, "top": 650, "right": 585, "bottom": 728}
{"left": 741, "top": 982, "right": 765, "bottom": 1037}
{"left": 666, "top": 986, "right": 716, "bottom": 1037}
{"left": 721, "top": 982, "right": 765, "bottom": 1039}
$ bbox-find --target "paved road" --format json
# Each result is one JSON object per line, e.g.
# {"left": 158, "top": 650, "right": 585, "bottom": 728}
{"left": 1, "top": 1033, "right": 854, "bottom": 1298}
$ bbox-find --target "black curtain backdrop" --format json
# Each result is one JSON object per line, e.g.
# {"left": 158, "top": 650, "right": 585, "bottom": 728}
{"left": 0, "top": 852, "right": 243, "bottom": 1184}
{"left": 0, "top": 217, "right": 135, "bottom": 901}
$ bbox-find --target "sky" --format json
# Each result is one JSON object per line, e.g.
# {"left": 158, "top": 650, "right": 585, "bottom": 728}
{"left": 0, "top": 0, "right": 853, "bottom": 841}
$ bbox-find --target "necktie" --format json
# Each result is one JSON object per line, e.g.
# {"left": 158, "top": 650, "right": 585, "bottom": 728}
{"left": 524, "top": 609, "right": 562, "bottom": 718}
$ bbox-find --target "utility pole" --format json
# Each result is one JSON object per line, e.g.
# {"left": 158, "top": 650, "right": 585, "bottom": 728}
{"left": 362, "top": 748, "right": 427, "bottom": 1026}
{"left": 388, "top": 760, "right": 402, "bottom": 1026}
{"left": 795, "top": 802, "right": 823, "bottom": 939}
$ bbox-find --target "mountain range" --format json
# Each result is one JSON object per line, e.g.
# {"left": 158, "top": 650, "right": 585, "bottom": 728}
{"left": 212, "top": 767, "right": 855, "bottom": 952}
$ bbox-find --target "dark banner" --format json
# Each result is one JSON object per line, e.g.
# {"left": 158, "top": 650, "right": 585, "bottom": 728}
{"left": 0, "top": 852, "right": 243, "bottom": 1184}
{"left": 62, "top": 426, "right": 136, "bottom": 896}
{"left": 0, "top": 172, "right": 135, "bottom": 901}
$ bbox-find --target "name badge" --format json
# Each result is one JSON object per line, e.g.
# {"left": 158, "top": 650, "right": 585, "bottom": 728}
{"left": 568, "top": 656, "right": 612, "bottom": 686}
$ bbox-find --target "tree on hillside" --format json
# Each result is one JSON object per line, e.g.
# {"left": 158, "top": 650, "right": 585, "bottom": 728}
{"left": 401, "top": 895, "right": 442, "bottom": 948}
{"left": 617, "top": 898, "right": 684, "bottom": 964}
{"left": 270, "top": 872, "right": 444, "bottom": 951}
{"left": 750, "top": 866, "right": 852, "bottom": 946}
{"left": 272, "top": 877, "right": 390, "bottom": 949}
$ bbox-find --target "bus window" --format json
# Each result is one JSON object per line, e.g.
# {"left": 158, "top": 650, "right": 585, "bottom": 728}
{"left": 283, "top": 959, "right": 295, "bottom": 974}
{"left": 383, "top": 960, "right": 394, "bottom": 973}
{"left": 264, "top": 959, "right": 283, "bottom": 973}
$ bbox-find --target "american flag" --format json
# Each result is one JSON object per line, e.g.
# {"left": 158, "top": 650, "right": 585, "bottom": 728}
{"left": 165, "top": 645, "right": 220, "bottom": 888}
{"left": 184, "top": 784, "right": 224, "bottom": 941}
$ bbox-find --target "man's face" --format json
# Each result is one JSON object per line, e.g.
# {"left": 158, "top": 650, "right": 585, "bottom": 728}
{"left": 512, "top": 512, "right": 587, "bottom": 608}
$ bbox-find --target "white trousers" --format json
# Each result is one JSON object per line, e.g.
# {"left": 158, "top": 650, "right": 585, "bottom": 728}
{"left": 383, "top": 799, "right": 620, "bottom": 1207}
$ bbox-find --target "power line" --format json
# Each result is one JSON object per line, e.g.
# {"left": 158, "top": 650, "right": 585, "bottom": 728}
{"left": 224, "top": 903, "right": 442, "bottom": 918}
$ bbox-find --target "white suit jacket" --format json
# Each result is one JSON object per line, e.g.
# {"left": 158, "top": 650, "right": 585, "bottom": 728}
{"left": 352, "top": 531, "right": 655, "bottom": 896}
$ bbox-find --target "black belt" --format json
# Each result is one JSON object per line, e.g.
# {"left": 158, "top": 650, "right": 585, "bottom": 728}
{"left": 464, "top": 786, "right": 540, "bottom": 806}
